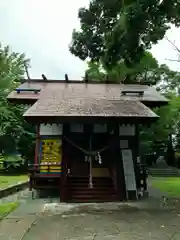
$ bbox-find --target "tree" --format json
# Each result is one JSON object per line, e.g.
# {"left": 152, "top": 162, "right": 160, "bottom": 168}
{"left": 70, "top": 0, "right": 180, "bottom": 69}
{"left": 85, "top": 51, "right": 179, "bottom": 86}
{"left": 0, "top": 44, "right": 35, "bottom": 162}
{"left": 85, "top": 51, "right": 160, "bottom": 84}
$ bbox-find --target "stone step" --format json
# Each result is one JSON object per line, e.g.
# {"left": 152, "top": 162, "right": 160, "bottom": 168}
{"left": 148, "top": 168, "right": 180, "bottom": 177}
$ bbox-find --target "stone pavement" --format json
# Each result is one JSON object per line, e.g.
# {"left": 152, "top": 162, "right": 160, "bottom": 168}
{"left": 1, "top": 183, "right": 180, "bottom": 239}
{"left": 21, "top": 201, "right": 180, "bottom": 240}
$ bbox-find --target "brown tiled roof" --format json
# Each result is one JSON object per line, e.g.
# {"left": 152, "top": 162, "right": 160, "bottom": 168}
{"left": 23, "top": 84, "right": 158, "bottom": 119}
{"left": 7, "top": 81, "right": 46, "bottom": 103}
{"left": 7, "top": 80, "right": 168, "bottom": 106}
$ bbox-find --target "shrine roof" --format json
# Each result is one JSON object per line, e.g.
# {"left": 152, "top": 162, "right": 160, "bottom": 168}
{"left": 7, "top": 79, "right": 168, "bottom": 107}
{"left": 23, "top": 83, "right": 158, "bottom": 122}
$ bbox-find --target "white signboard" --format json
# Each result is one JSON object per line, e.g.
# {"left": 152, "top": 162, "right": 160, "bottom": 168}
{"left": 40, "top": 124, "right": 63, "bottom": 136}
{"left": 93, "top": 124, "right": 107, "bottom": 133}
{"left": 122, "top": 149, "right": 137, "bottom": 193}
{"left": 119, "top": 124, "right": 135, "bottom": 136}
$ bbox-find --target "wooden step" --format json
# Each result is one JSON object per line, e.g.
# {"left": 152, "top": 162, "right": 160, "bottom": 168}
{"left": 69, "top": 180, "right": 113, "bottom": 184}
{"left": 69, "top": 177, "right": 114, "bottom": 182}
{"left": 68, "top": 176, "right": 117, "bottom": 202}
{"left": 71, "top": 190, "right": 116, "bottom": 195}
{"left": 72, "top": 194, "right": 117, "bottom": 199}
{"left": 69, "top": 184, "right": 113, "bottom": 188}
{"left": 71, "top": 186, "right": 114, "bottom": 192}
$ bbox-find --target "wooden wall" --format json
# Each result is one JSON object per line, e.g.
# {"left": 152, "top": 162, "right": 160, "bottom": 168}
{"left": 35, "top": 123, "right": 140, "bottom": 201}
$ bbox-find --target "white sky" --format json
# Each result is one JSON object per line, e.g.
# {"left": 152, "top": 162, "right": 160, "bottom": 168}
{"left": 0, "top": 0, "right": 180, "bottom": 79}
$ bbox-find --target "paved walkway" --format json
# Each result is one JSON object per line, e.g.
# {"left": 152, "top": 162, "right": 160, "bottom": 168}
{"left": 1, "top": 181, "right": 180, "bottom": 240}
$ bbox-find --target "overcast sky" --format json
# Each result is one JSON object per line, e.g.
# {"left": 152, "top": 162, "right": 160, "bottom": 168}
{"left": 1, "top": 0, "right": 180, "bottom": 80}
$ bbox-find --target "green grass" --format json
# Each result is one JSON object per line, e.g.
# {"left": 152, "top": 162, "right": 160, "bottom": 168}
{"left": 151, "top": 177, "right": 180, "bottom": 197}
{"left": 0, "top": 175, "right": 28, "bottom": 189}
{"left": 0, "top": 202, "right": 19, "bottom": 219}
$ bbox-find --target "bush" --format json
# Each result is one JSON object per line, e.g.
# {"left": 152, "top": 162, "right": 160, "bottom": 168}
{"left": 0, "top": 154, "right": 27, "bottom": 174}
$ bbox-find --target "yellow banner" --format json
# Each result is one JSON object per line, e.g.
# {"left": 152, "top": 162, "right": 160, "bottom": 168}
{"left": 40, "top": 139, "right": 62, "bottom": 173}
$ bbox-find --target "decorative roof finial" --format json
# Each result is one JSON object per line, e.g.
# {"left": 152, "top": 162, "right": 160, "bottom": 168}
{"left": 84, "top": 72, "right": 88, "bottom": 83}
{"left": 65, "top": 74, "right": 69, "bottom": 82}
{"left": 24, "top": 63, "right": 31, "bottom": 81}
{"left": 42, "top": 74, "right": 48, "bottom": 81}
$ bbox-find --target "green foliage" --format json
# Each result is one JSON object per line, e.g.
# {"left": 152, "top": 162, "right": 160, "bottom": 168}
{"left": 85, "top": 48, "right": 180, "bottom": 162}
{"left": 0, "top": 44, "right": 35, "bottom": 162}
{"left": 85, "top": 51, "right": 162, "bottom": 84}
{"left": 151, "top": 177, "right": 180, "bottom": 197}
{"left": 70, "top": 0, "right": 180, "bottom": 68}
{"left": 0, "top": 202, "right": 19, "bottom": 219}
{"left": 0, "top": 44, "right": 28, "bottom": 92}
{"left": 140, "top": 92, "right": 180, "bottom": 166}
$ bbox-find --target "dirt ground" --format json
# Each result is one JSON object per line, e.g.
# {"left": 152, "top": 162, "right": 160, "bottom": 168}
{"left": 1, "top": 184, "right": 180, "bottom": 239}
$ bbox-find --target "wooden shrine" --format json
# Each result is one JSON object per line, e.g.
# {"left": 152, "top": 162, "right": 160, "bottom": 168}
{"left": 7, "top": 76, "right": 168, "bottom": 202}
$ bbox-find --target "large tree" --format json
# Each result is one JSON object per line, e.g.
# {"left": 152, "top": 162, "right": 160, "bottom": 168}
{"left": 85, "top": 51, "right": 180, "bottom": 88}
{"left": 85, "top": 51, "right": 165, "bottom": 84}
{"left": 0, "top": 44, "right": 35, "bottom": 161}
{"left": 70, "top": 0, "right": 180, "bottom": 69}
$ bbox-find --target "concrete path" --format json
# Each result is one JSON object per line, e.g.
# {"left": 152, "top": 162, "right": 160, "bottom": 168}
{"left": 1, "top": 182, "right": 180, "bottom": 240}
{"left": 0, "top": 189, "right": 51, "bottom": 240}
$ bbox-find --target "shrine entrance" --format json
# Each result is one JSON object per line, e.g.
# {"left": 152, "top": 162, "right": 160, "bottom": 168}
{"left": 65, "top": 132, "right": 89, "bottom": 177}
{"left": 61, "top": 123, "right": 125, "bottom": 202}
{"left": 64, "top": 125, "right": 113, "bottom": 178}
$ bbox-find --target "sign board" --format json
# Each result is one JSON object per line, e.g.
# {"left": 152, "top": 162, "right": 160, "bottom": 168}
{"left": 40, "top": 124, "right": 63, "bottom": 136}
{"left": 40, "top": 139, "right": 62, "bottom": 173}
{"left": 122, "top": 149, "right": 137, "bottom": 192}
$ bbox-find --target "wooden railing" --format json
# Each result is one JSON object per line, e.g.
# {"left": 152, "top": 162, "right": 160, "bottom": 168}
{"left": 28, "top": 164, "right": 62, "bottom": 199}
{"left": 28, "top": 163, "right": 62, "bottom": 175}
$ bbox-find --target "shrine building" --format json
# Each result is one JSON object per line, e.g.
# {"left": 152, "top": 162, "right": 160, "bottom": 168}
{"left": 7, "top": 77, "right": 168, "bottom": 202}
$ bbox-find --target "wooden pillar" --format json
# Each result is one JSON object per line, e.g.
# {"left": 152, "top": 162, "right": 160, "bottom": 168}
{"left": 135, "top": 123, "right": 148, "bottom": 197}
{"left": 29, "top": 124, "right": 40, "bottom": 192}
{"left": 60, "top": 124, "right": 68, "bottom": 202}
{"left": 115, "top": 123, "right": 127, "bottom": 201}
{"left": 135, "top": 123, "right": 140, "bottom": 164}
{"left": 34, "top": 124, "right": 40, "bottom": 165}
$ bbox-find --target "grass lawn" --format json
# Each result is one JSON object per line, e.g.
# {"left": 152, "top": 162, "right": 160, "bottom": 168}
{"left": 0, "top": 202, "right": 19, "bottom": 219}
{"left": 151, "top": 177, "right": 180, "bottom": 197}
{"left": 0, "top": 175, "right": 28, "bottom": 189}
